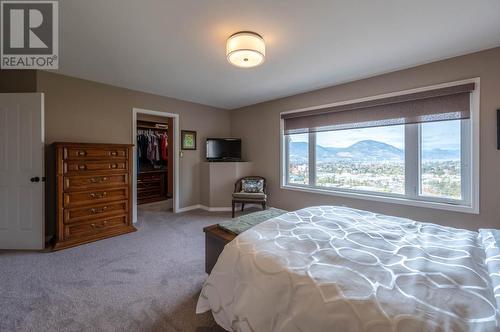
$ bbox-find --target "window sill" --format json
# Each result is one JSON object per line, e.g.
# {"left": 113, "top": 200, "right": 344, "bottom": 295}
{"left": 281, "top": 184, "right": 479, "bottom": 214}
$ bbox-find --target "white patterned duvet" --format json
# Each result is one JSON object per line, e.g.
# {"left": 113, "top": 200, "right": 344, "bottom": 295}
{"left": 197, "top": 206, "right": 500, "bottom": 332}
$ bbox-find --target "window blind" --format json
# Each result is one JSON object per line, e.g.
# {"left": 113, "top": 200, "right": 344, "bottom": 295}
{"left": 282, "top": 83, "right": 475, "bottom": 134}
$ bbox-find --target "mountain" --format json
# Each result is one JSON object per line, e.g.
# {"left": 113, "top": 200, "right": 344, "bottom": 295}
{"left": 289, "top": 140, "right": 459, "bottom": 163}
{"left": 288, "top": 141, "right": 309, "bottom": 163}
{"left": 421, "top": 148, "right": 460, "bottom": 161}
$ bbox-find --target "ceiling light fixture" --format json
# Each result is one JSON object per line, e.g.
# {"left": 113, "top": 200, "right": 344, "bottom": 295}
{"left": 226, "top": 31, "right": 265, "bottom": 68}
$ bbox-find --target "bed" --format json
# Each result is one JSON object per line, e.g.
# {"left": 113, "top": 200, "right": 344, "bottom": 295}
{"left": 196, "top": 206, "right": 500, "bottom": 332}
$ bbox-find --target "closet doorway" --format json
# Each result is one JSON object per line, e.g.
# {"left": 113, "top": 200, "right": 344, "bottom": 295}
{"left": 132, "top": 108, "right": 179, "bottom": 224}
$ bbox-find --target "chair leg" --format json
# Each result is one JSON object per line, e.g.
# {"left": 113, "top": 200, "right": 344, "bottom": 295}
{"left": 262, "top": 202, "right": 267, "bottom": 210}
{"left": 241, "top": 203, "right": 245, "bottom": 212}
{"left": 232, "top": 201, "right": 235, "bottom": 218}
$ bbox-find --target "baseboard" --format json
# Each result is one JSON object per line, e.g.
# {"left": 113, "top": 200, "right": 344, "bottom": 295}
{"left": 200, "top": 205, "right": 232, "bottom": 212}
{"left": 177, "top": 204, "right": 264, "bottom": 213}
{"left": 177, "top": 204, "right": 203, "bottom": 213}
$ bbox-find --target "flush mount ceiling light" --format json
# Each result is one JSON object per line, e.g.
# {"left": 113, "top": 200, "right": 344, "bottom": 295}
{"left": 226, "top": 31, "right": 265, "bottom": 68}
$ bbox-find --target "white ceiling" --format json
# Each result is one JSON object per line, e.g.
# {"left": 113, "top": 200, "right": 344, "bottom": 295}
{"left": 57, "top": 0, "right": 500, "bottom": 109}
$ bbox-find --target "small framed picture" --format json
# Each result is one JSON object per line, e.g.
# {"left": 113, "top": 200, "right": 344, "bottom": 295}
{"left": 181, "top": 130, "right": 197, "bottom": 150}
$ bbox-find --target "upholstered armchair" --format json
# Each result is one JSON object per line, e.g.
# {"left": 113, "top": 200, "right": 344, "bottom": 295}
{"left": 232, "top": 176, "right": 267, "bottom": 218}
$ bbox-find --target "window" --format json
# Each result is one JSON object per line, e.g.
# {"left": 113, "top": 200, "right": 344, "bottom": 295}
{"left": 281, "top": 81, "right": 478, "bottom": 213}
{"left": 420, "top": 120, "right": 463, "bottom": 200}
{"left": 286, "top": 133, "right": 309, "bottom": 185}
{"left": 315, "top": 125, "right": 405, "bottom": 194}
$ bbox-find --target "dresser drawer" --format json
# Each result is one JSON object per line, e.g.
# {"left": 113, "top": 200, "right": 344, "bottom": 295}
{"left": 64, "top": 160, "right": 128, "bottom": 174}
{"left": 64, "top": 147, "right": 128, "bottom": 160}
{"left": 63, "top": 188, "right": 128, "bottom": 208}
{"left": 64, "top": 174, "right": 128, "bottom": 191}
{"left": 64, "top": 200, "right": 128, "bottom": 224}
{"left": 64, "top": 215, "right": 128, "bottom": 239}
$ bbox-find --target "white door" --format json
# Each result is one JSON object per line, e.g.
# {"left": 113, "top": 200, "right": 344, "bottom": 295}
{"left": 0, "top": 93, "right": 44, "bottom": 250}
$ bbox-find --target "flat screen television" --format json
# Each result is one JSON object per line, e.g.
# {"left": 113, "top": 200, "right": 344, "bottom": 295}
{"left": 206, "top": 138, "right": 241, "bottom": 161}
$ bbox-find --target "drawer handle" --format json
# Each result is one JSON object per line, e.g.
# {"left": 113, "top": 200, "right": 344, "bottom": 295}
{"left": 90, "top": 176, "right": 108, "bottom": 183}
{"left": 109, "top": 151, "right": 118, "bottom": 156}
{"left": 90, "top": 192, "right": 107, "bottom": 199}
{"left": 78, "top": 164, "right": 87, "bottom": 170}
{"left": 90, "top": 206, "right": 108, "bottom": 214}
{"left": 91, "top": 220, "right": 108, "bottom": 229}
{"left": 78, "top": 150, "right": 87, "bottom": 156}
{"left": 109, "top": 164, "right": 118, "bottom": 169}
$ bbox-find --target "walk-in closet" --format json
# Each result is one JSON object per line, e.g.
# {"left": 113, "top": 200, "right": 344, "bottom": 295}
{"left": 136, "top": 115, "right": 174, "bottom": 205}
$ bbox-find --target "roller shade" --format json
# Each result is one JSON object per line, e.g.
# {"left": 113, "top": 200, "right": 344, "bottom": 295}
{"left": 282, "top": 83, "right": 475, "bottom": 135}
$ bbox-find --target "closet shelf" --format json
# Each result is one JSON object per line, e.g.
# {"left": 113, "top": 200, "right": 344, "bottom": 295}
{"left": 139, "top": 169, "right": 167, "bottom": 174}
{"left": 137, "top": 120, "right": 168, "bottom": 131}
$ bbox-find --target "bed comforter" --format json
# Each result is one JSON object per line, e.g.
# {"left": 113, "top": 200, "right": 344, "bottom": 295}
{"left": 197, "top": 206, "right": 500, "bottom": 332}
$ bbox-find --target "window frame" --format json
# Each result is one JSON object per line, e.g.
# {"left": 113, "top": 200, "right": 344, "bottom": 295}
{"left": 280, "top": 78, "right": 480, "bottom": 214}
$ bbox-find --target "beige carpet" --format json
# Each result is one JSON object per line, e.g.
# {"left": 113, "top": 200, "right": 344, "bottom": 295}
{"left": 0, "top": 204, "right": 245, "bottom": 331}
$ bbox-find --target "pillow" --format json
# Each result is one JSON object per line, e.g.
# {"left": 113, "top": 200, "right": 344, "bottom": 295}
{"left": 241, "top": 179, "right": 264, "bottom": 193}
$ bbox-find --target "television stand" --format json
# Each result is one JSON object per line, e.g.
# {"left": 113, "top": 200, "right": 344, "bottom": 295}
{"left": 207, "top": 158, "right": 243, "bottom": 162}
{"left": 200, "top": 161, "right": 253, "bottom": 208}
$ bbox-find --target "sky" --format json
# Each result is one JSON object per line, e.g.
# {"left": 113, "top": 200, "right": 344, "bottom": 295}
{"left": 290, "top": 120, "right": 462, "bottom": 150}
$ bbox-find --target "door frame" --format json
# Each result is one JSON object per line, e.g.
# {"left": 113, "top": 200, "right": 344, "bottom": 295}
{"left": 132, "top": 108, "right": 180, "bottom": 223}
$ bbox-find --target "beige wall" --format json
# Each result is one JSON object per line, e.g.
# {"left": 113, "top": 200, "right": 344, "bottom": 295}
{"left": 36, "top": 72, "right": 231, "bottom": 229}
{"left": 230, "top": 47, "right": 500, "bottom": 230}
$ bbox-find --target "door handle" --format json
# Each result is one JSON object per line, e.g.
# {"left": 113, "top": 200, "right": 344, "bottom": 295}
{"left": 30, "top": 177, "right": 40, "bottom": 183}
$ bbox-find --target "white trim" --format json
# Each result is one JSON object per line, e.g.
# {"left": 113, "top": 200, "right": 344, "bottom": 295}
{"left": 202, "top": 206, "right": 233, "bottom": 212}
{"left": 132, "top": 108, "right": 180, "bottom": 223}
{"left": 280, "top": 119, "right": 287, "bottom": 188}
{"left": 280, "top": 78, "right": 480, "bottom": 214}
{"left": 470, "top": 78, "right": 480, "bottom": 214}
{"left": 40, "top": 93, "right": 45, "bottom": 248}
{"left": 176, "top": 204, "right": 233, "bottom": 213}
{"left": 282, "top": 184, "right": 476, "bottom": 214}
{"left": 176, "top": 204, "right": 202, "bottom": 213}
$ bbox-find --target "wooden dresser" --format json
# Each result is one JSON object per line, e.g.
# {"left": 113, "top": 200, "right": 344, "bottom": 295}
{"left": 53, "top": 142, "right": 136, "bottom": 250}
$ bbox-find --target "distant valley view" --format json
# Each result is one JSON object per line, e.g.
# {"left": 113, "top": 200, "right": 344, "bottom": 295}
{"left": 289, "top": 140, "right": 460, "bottom": 163}
{"left": 288, "top": 140, "right": 461, "bottom": 199}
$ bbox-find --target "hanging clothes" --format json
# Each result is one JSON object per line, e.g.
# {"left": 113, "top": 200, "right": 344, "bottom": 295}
{"left": 137, "top": 129, "right": 168, "bottom": 169}
{"left": 137, "top": 133, "right": 149, "bottom": 159}
{"left": 161, "top": 133, "right": 168, "bottom": 161}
